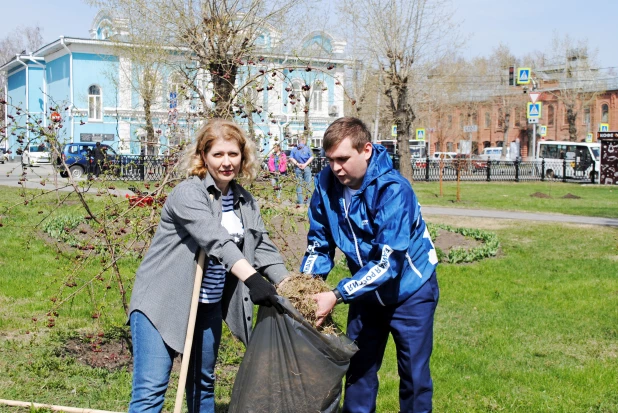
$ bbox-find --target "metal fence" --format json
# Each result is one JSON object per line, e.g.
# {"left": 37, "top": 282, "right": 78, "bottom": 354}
{"left": 96, "top": 154, "right": 183, "bottom": 181}
{"left": 102, "top": 154, "right": 597, "bottom": 184}
{"left": 309, "top": 155, "right": 599, "bottom": 184}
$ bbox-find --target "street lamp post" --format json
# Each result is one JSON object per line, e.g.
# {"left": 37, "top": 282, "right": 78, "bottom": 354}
{"left": 529, "top": 78, "right": 539, "bottom": 159}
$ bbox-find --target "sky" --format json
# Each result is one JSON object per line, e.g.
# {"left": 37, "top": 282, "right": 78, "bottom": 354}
{"left": 2, "top": 0, "right": 618, "bottom": 69}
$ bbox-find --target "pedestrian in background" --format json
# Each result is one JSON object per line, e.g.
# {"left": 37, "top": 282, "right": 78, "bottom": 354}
{"left": 267, "top": 143, "right": 287, "bottom": 199}
{"left": 302, "top": 116, "right": 439, "bottom": 413}
{"left": 93, "top": 142, "right": 105, "bottom": 177}
{"left": 289, "top": 136, "right": 314, "bottom": 205}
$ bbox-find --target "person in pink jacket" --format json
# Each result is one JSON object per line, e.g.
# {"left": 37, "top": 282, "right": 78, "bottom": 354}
{"left": 267, "top": 143, "right": 287, "bottom": 198}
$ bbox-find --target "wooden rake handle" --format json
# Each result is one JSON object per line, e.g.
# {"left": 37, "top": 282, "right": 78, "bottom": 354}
{"left": 173, "top": 249, "right": 206, "bottom": 413}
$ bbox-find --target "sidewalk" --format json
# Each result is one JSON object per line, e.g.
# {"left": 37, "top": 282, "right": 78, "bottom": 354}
{"left": 422, "top": 206, "right": 618, "bottom": 227}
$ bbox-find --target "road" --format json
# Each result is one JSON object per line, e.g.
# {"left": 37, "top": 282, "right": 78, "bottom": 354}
{"left": 423, "top": 206, "right": 618, "bottom": 228}
{"left": 0, "top": 161, "right": 133, "bottom": 197}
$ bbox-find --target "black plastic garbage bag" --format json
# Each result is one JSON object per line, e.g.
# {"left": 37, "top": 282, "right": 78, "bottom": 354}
{"left": 228, "top": 296, "right": 358, "bottom": 413}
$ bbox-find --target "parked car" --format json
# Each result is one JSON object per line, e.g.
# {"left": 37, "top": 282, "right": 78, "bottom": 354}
{"left": 479, "top": 147, "right": 504, "bottom": 162}
{"left": 432, "top": 152, "right": 457, "bottom": 160}
{"left": 452, "top": 153, "right": 487, "bottom": 172}
{"left": 54, "top": 142, "right": 118, "bottom": 178}
{"left": 0, "top": 148, "right": 8, "bottom": 164}
{"left": 22, "top": 143, "right": 52, "bottom": 166}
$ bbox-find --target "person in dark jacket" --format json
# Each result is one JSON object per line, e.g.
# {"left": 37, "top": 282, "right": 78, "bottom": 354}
{"left": 301, "top": 117, "right": 439, "bottom": 413}
{"left": 92, "top": 142, "right": 105, "bottom": 177}
{"left": 128, "top": 119, "right": 288, "bottom": 413}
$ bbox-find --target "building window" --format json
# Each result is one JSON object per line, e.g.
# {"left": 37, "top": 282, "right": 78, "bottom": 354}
{"left": 311, "top": 137, "right": 323, "bottom": 148}
{"left": 514, "top": 107, "right": 521, "bottom": 127}
{"left": 601, "top": 104, "right": 609, "bottom": 123}
{"left": 484, "top": 112, "right": 491, "bottom": 128}
{"left": 447, "top": 115, "right": 452, "bottom": 129}
{"left": 548, "top": 105, "right": 554, "bottom": 127}
{"left": 584, "top": 106, "right": 590, "bottom": 126}
{"left": 446, "top": 141, "right": 454, "bottom": 152}
{"left": 88, "top": 85, "right": 102, "bottom": 121}
{"left": 289, "top": 80, "right": 303, "bottom": 107}
{"left": 459, "top": 113, "right": 464, "bottom": 129}
{"left": 311, "top": 81, "right": 324, "bottom": 112}
{"left": 497, "top": 108, "right": 503, "bottom": 129}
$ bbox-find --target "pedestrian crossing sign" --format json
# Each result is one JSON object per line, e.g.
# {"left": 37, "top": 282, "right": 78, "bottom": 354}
{"left": 527, "top": 102, "right": 542, "bottom": 118}
{"left": 599, "top": 123, "right": 609, "bottom": 132}
{"left": 517, "top": 68, "right": 531, "bottom": 85}
{"left": 416, "top": 128, "right": 426, "bottom": 140}
{"left": 586, "top": 133, "right": 593, "bottom": 142}
{"left": 391, "top": 125, "right": 397, "bottom": 137}
{"left": 539, "top": 125, "right": 547, "bottom": 137}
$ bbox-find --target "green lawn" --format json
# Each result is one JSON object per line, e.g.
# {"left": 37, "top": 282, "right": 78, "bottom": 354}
{"left": 0, "top": 183, "right": 617, "bottom": 412}
{"left": 410, "top": 181, "right": 618, "bottom": 218}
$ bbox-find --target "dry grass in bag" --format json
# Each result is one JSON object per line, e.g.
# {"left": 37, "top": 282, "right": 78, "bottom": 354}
{"left": 277, "top": 273, "right": 339, "bottom": 334}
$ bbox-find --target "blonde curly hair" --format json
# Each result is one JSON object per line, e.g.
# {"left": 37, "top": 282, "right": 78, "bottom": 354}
{"left": 185, "top": 118, "right": 259, "bottom": 181}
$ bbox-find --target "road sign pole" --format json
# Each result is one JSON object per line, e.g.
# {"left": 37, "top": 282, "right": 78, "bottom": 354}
{"left": 531, "top": 123, "right": 536, "bottom": 159}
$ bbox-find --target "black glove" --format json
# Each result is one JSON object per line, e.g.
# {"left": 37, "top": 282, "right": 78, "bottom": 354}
{"left": 244, "top": 273, "right": 284, "bottom": 314}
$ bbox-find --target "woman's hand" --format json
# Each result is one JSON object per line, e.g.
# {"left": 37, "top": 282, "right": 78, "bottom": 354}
{"left": 244, "top": 273, "right": 284, "bottom": 314}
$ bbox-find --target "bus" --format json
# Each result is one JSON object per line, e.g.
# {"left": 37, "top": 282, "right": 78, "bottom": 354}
{"left": 376, "top": 139, "right": 427, "bottom": 160}
{"left": 536, "top": 141, "right": 600, "bottom": 181}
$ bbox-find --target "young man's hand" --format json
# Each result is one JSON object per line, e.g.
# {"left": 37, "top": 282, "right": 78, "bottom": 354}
{"left": 312, "top": 291, "right": 337, "bottom": 326}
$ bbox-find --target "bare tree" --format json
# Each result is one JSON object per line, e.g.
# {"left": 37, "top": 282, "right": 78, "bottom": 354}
{"left": 341, "top": 0, "right": 459, "bottom": 181}
{"left": 479, "top": 44, "right": 527, "bottom": 156}
{"left": 88, "top": 0, "right": 305, "bottom": 121}
{"left": 0, "top": 25, "right": 44, "bottom": 137}
{"left": 534, "top": 35, "right": 601, "bottom": 141}
{"left": 0, "top": 25, "right": 44, "bottom": 66}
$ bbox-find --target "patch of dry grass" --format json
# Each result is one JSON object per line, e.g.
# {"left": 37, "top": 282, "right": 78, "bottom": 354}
{"left": 277, "top": 273, "right": 338, "bottom": 334}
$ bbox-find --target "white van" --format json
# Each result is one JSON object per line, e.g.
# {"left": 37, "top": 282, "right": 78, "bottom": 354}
{"left": 480, "top": 147, "right": 504, "bottom": 161}
{"left": 536, "top": 141, "right": 600, "bottom": 181}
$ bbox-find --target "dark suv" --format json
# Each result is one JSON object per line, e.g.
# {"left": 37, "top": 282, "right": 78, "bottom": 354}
{"left": 55, "top": 142, "right": 118, "bottom": 178}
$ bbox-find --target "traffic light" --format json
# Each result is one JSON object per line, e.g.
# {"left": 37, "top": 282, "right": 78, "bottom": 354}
{"left": 508, "top": 66, "right": 515, "bottom": 86}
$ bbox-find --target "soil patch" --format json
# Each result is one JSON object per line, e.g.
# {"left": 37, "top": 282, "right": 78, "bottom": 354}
{"left": 433, "top": 229, "right": 482, "bottom": 252}
{"left": 61, "top": 336, "right": 181, "bottom": 373}
{"left": 530, "top": 192, "right": 551, "bottom": 198}
{"left": 62, "top": 337, "right": 133, "bottom": 371}
{"left": 561, "top": 193, "right": 582, "bottom": 199}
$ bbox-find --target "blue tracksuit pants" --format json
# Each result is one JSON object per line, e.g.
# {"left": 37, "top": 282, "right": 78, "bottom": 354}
{"left": 342, "top": 273, "right": 439, "bottom": 413}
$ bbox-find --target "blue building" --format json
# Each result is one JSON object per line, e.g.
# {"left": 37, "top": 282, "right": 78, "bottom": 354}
{"left": 1, "top": 11, "right": 348, "bottom": 157}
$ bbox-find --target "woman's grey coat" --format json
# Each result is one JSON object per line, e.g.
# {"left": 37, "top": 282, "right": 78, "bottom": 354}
{"left": 128, "top": 173, "right": 288, "bottom": 353}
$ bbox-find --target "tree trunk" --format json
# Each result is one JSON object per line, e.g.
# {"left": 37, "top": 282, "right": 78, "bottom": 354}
{"left": 246, "top": 113, "right": 256, "bottom": 142}
{"left": 143, "top": 97, "right": 156, "bottom": 155}
{"left": 210, "top": 63, "right": 238, "bottom": 119}
{"left": 566, "top": 106, "right": 578, "bottom": 141}
{"left": 502, "top": 113, "right": 510, "bottom": 157}
{"left": 303, "top": 93, "right": 311, "bottom": 141}
{"left": 395, "top": 83, "right": 414, "bottom": 182}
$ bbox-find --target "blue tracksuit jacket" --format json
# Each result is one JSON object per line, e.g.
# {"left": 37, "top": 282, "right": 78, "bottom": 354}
{"left": 300, "top": 144, "right": 438, "bottom": 305}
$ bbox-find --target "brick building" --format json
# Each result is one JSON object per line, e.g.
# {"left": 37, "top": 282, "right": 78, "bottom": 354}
{"left": 417, "top": 63, "right": 618, "bottom": 159}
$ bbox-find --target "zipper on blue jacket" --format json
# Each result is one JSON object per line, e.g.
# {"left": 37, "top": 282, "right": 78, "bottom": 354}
{"left": 343, "top": 197, "right": 364, "bottom": 267}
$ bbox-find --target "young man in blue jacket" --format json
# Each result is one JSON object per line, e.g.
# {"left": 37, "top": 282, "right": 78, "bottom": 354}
{"left": 301, "top": 117, "right": 439, "bottom": 413}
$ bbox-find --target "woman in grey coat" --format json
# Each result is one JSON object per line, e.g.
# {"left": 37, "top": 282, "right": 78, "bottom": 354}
{"left": 128, "top": 119, "right": 289, "bottom": 412}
